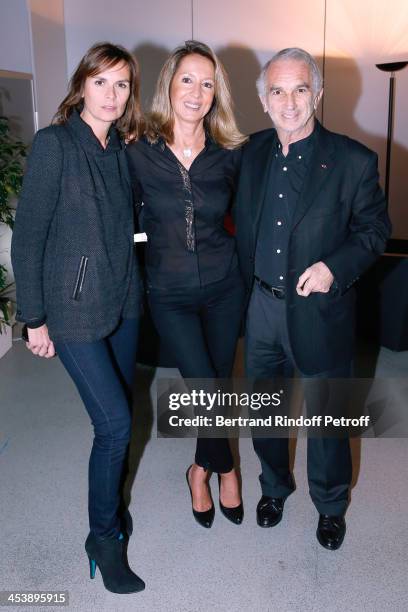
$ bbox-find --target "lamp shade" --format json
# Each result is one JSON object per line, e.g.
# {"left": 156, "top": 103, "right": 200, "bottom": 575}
{"left": 376, "top": 61, "right": 408, "bottom": 72}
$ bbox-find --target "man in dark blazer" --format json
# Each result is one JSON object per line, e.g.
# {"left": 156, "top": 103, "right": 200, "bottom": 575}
{"left": 234, "top": 48, "right": 391, "bottom": 550}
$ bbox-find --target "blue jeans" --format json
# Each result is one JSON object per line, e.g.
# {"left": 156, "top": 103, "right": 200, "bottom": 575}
{"left": 55, "top": 318, "right": 139, "bottom": 538}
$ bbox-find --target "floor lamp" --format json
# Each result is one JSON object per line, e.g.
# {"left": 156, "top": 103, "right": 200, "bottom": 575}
{"left": 375, "top": 61, "right": 408, "bottom": 206}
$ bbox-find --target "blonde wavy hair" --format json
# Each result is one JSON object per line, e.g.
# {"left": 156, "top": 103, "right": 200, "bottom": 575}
{"left": 146, "top": 40, "right": 247, "bottom": 150}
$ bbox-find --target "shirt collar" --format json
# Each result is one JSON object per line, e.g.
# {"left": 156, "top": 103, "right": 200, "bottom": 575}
{"left": 67, "top": 108, "right": 122, "bottom": 155}
{"left": 275, "top": 121, "right": 317, "bottom": 160}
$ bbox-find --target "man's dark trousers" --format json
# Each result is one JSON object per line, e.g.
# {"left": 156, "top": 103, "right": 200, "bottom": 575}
{"left": 245, "top": 280, "right": 352, "bottom": 516}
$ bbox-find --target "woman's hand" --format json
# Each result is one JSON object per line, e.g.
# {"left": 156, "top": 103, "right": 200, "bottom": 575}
{"left": 26, "top": 324, "right": 56, "bottom": 358}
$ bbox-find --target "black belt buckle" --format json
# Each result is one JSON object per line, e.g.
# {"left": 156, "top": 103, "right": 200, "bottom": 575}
{"left": 255, "top": 276, "right": 285, "bottom": 299}
{"left": 271, "top": 286, "right": 285, "bottom": 299}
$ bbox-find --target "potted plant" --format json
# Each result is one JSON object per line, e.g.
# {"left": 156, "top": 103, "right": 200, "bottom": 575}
{"left": 0, "top": 263, "right": 14, "bottom": 356}
{"left": 0, "top": 115, "right": 27, "bottom": 356}
{"left": 0, "top": 115, "right": 27, "bottom": 229}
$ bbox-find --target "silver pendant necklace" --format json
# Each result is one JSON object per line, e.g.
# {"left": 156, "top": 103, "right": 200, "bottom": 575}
{"left": 182, "top": 148, "right": 192, "bottom": 158}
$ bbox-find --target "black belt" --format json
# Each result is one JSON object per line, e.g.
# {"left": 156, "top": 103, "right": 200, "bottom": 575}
{"left": 255, "top": 276, "right": 285, "bottom": 299}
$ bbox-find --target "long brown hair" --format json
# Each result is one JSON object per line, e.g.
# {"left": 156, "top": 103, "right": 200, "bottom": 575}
{"left": 146, "top": 40, "right": 247, "bottom": 149}
{"left": 53, "top": 42, "right": 144, "bottom": 140}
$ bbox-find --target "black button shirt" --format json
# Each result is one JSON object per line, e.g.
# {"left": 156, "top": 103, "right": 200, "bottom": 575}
{"left": 126, "top": 136, "right": 241, "bottom": 289}
{"left": 255, "top": 129, "right": 316, "bottom": 287}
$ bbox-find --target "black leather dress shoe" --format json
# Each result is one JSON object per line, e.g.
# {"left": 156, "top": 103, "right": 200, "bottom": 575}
{"left": 256, "top": 495, "right": 284, "bottom": 527}
{"left": 316, "top": 514, "right": 346, "bottom": 550}
{"left": 186, "top": 466, "right": 215, "bottom": 528}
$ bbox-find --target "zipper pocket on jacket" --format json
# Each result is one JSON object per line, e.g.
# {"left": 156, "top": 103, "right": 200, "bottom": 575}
{"left": 72, "top": 256, "right": 89, "bottom": 300}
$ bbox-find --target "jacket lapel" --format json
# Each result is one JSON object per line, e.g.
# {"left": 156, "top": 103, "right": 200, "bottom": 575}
{"left": 291, "top": 122, "right": 336, "bottom": 229}
{"left": 251, "top": 131, "right": 278, "bottom": 238}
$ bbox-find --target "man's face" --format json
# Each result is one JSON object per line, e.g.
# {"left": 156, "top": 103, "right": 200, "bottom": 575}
{"left": 260, "top": 58, "right": 322, "bottom": 142}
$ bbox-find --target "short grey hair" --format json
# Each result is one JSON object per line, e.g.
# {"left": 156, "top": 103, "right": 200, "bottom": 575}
{"left": 256, "top": 47, "right": 323, "bottom": 97}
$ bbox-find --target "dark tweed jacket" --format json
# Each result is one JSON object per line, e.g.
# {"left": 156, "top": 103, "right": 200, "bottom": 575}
{"left": 11, "top": 110, "right": 142, "bottom": 342}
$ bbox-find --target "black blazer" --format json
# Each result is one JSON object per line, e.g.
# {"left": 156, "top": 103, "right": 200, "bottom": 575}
{"left": 234, "top": 121, "right": 391, "bottom": 374}
{"left": 11, "top": 111, "right": 141, "bottom": 342}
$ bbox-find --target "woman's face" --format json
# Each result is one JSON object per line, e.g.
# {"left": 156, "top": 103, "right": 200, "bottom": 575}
{"left": 81, "top": 61, "right": 131, "bottom": 129}
{"left": 170, "top": 53, "right": 215, "bottom": 126}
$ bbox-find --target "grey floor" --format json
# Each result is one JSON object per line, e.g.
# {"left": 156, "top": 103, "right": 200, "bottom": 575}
{"left": 1, "top": 338, "right": 408, "bottom": 612}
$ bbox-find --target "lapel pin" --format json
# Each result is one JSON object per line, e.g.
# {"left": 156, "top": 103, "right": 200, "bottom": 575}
{"left": 321, "top": 163, "right": 327, "bottom": 169}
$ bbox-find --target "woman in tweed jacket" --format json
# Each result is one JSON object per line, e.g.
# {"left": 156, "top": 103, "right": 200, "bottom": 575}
{"left": 11, "top": 43, "right": 145, "bottom": 594}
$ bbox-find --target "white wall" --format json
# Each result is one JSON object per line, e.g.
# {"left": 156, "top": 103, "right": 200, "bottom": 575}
{"left": 0, "top": 0, "right": 33, "bottom": 283}
{"left": 0, "top": 0, "right": 32, "bottom": 73}
{"left": 324, "top": 0, "right": 408, "bottom": 239}
{"left": 193, "top": 0, "right": 325, "bottom": 134}
{"left": 1, "top": 0, "right": 407, "bottom": 238}
{"left": 194, "top": 0, "right": 408, "bottom": 238}
{"left": 0, "top": 1, "right": 67, "bottom": 282}
{"left": 64, "top": 0, "right": 193, "bottom": 109}
{"left": 28, "top": 0, "right": 68, "bottom": 128}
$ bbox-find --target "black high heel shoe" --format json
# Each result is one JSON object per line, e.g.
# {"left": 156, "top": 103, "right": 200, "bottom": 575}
{"left": 85, "top": 532, "right": 145, "bottom": 594}
{"left": 218, "top": 473, "right": 244, "bottom": 525}
{"left": 186, "top": 465, "right": 215, "bottom": 528}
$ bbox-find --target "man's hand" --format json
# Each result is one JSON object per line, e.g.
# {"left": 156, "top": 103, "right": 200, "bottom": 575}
{"left": 296, "top": 261, "right": 334, "bottom": 297}
{"left": 26, "top": 324, "right": 56, "bottom": 358}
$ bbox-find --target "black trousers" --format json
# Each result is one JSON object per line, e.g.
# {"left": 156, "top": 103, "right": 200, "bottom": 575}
{"left": 148, "top": 268, "right": 246, "bottom": 473}
{"left": 245, "top": 280, "right": 352, "bottom": 516}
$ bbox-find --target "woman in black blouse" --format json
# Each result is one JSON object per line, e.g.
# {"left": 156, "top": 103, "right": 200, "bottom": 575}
{"left": 12, "top": 43, "right": 145, "bottom": 593}
{"left": 127, "top": 41, "right": 247, "bottom": 528}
